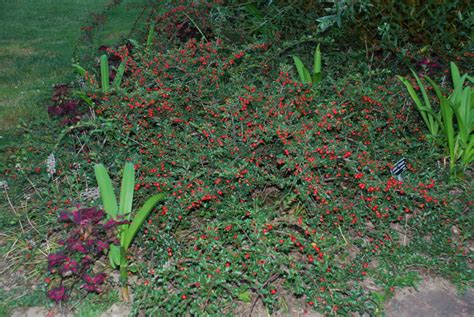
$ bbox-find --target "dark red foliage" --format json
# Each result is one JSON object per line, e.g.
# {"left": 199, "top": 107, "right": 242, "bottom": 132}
{"left": 47, "top": 286, "right": 68, "bottom": 303}
{"left": 47, "top": 252, "right": 67, "bottom": 269}
{"left": 46, "top": 207, "right": 119, "bottom": 302}
{"left": 59, "top": 207, "right": 105, "bottom": 225}
{"left": 47, "top": 84, "right": 85, "bottom": 125}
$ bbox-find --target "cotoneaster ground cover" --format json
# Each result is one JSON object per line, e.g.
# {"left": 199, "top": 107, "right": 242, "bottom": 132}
{"left": 0, "top": 1, "right": 472, "bottom": 316}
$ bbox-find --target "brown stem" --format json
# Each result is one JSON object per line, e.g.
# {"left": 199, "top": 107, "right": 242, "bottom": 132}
{"left": 121, "top": 285, "right": 130, "bottom": 302}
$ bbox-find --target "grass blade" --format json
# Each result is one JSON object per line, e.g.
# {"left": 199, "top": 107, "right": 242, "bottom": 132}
{"left": 100, "top": 54, "right": 110, "bottom": 93}
{"left": 119, "top": 163, "right": 135, "bottom": 220}
{"left": 94, "top": 164, "right": 118, "bottom": 218}
{"left": 123, "top": 193, "right": 166, "bottom": 250}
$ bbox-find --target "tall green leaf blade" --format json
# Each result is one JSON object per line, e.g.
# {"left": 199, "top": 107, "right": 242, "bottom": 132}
{"left": 72, "top": 63, "right": 87, "bottom": 77}
{"left": 461, "top": 135, "right": 474, "bottom": 166}
{"left": 109, "top": 244, "right": 122, "bottom": 269}
{"left": 312, "top": 72, "right": 322, "bottom": 84}
{"left": 75, "top": 92, "right": 95, "bottom": 107}
{"left": 94, "top": 164, "right": 118, "bottom": 218}
{"left": 113, "top": 60, "right": 126, "bottom": 90}
{"left": 146, "top": 23, "right": 155, "bottom": 49}
{"left": 123, "top": 193, "right": 166, "bottom": 250}
{"left": 454, "top": 87, "right": 471, "bottom": 144}
{"left": 451, "top": 74, "right": 467, "bottom": 106}
{"left": 119, "top": 163, "right": 135, "bottom": 220}
{"left": 440, "top": 97, "right": 456, "bottom": 173}
{"left": 293, "top": 56, "right": 309, "bottom": 84}
{"left": 100, "top": 54, "right": 110, "bottom": 93}
{"left": 397, "top": 75, "right": 436, "bottom": 136}
{"left": 303, "top": 68, "right": 312, "bottom": 84}
{"left": 412, "top": 71, "right": 438, "bottom": 136}
{"left": 450, "top": 62, "right": 461, "bottom": 90}
{"left": 428, "top": 77, "right": 456, "bottom": 173}
{"left": 313, "top": 44, "right": 321, "bottom": 76}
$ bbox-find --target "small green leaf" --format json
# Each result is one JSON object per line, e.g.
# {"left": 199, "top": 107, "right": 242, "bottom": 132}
{"left": 238, "top": 291, "right": 251, "bottom": 303}
{"left": 94, "top": 164, "right": 118, "bottom": 218}
{"left": 128, "top": 263, "right": 138, "bottom": 273}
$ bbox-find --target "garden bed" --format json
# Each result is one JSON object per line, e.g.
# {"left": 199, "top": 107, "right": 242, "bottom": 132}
{"left": 1, "top": 1, "right": 472, "bottom": 316}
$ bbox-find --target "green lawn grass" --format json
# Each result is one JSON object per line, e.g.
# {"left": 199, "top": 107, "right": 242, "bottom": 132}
{"left": 0, "top": 0, "right": 146, "bottom": 132}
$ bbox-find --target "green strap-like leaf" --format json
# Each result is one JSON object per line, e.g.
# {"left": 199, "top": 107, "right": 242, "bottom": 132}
{"left": 312, "top": 72, "right": 322, "bottom": 84}
{"left": 100, "top": 54, "right": 110, "bottom": 93}
{"left": 293, "top": 56, "right": 309, "bottom": 84}
{"left": 72, "top": 63, "right": 87, "bottom": 77}
{"left": 123, "top": 193, "right": 166, "bottom": 250}
{"left": 146, "top": 23, "right": 155, "bottom": 49}
{"left": 113, "top": 60, "right": 126, "bottom": 90}
{"left": 440, "top": 97, "right": 456, "bottom": 172}
{"left": 94, "top": 164, "right": 118, "bottom": 218}
{"left": 412, "top": 70, "right": 438, "bottom": 136}
{"left": 109, "top": 244, "right": 122, "bottom": 269}
{"left": 450, "top": 62, "right": 461, "bottom": 90}
{"left": 397, "top": 75, "right": 438, "bottom": 136}
{"left": 428, "top": 77, "right": 456, "bottom": 173}
{"left": 313, "top": 44, "right": 321, "bottom": 77}
{"left": 119, "top": 163, "right": 135, "bottom": 220}
{"left": 451, "top": 74, "right": 467, "bottom": 106}
{"left": 303, "top": 67, "right": 312, "bottom": 84}
{"left": 461, "top": 135, "right": 474, "bottom": 166}
{"left": 453, "top": 87, "right": 471, "bottom": 144}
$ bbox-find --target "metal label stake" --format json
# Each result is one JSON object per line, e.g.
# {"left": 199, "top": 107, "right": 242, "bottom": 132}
{"left": 390, "top": 158, "right": 407, "bottom": 182}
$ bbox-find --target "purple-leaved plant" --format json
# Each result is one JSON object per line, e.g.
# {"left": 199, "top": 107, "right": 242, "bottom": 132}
{"left": 46, "top": 207, "right": 122, "bottom": 302}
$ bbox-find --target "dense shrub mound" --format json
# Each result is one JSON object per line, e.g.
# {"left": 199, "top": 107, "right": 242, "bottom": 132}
{"left": 63, "top": 17, "right": 469, "bottom": 313}
{"left": 3, "top": 1, "right": 469, "bottom": 316}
